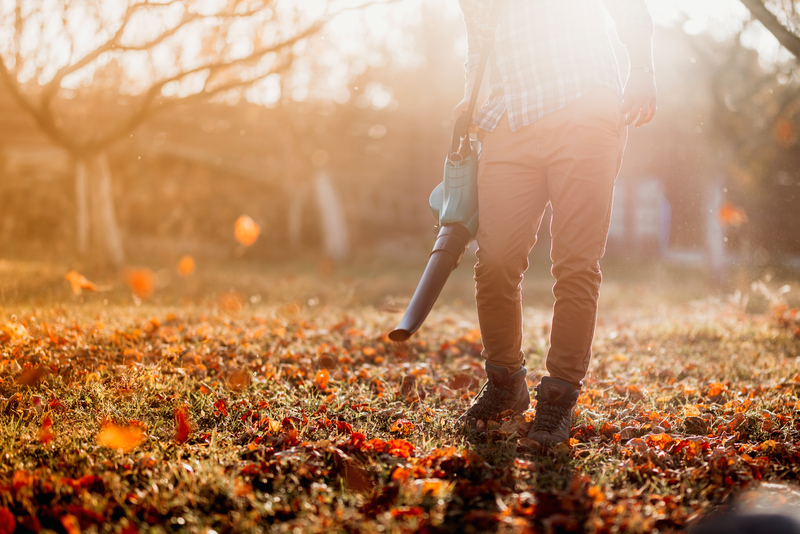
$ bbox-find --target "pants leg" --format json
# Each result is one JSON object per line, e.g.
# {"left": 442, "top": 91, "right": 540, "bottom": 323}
{"left": 474, "top": 114, "right": 549, "bottom": 373}
{"left": 543, "top": 86, "right": 628, "bottom": 388}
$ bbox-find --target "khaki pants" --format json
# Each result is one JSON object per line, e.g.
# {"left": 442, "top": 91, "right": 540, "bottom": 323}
{"left": 475, "top": 85, "right": 627, "bottom": 388}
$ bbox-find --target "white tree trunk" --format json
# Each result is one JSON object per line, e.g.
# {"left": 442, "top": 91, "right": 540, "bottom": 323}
{"left": 74, "top": 153, "right": 125, "bottom": 265}
{"left": 313, "top": 171, "right": 350, "bottom": 261}
{"left": 287, "top": 183, "right": 310, "bottom": 251}
{"left": 95, "top": 153, "right": 125, "bottom": 265}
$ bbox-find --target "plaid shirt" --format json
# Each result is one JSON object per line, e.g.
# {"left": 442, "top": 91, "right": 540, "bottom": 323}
{"left": 459, "top": 0, "right": 654, "bottom": 132}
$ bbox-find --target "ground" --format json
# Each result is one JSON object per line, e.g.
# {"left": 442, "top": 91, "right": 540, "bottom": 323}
{"left": 1, "top": 257, "right": 800, "bottom": 533}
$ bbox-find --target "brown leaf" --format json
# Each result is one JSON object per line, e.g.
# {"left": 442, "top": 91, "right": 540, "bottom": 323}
{"left": 449, "top": 373, "right": 477, "bottom": 390}
{"left": 343, "top": 462, "right": 374, "bottom": 493}
{"left": 17, "top": 366, "right": 48, "bottom": 387}
{"left": 228, "top": 370, "right": 250, "bottom": 391}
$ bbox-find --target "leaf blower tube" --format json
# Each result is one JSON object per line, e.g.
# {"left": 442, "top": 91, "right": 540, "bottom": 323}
{"left": 388, "top": 113, "right": 480, "bottom": 342}
{"left": 388, "top": 224, "right": 472, "bottom": 342}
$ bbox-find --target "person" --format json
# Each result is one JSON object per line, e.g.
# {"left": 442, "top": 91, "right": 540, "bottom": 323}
{"left": 454, "top": 0, "right": 657, "bottom": 447}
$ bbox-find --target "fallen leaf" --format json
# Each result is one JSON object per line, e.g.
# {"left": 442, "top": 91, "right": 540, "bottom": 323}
{"left": 97, "top": 423, "right": 145, "bottom": 453}
{"left": 125, "top": 268, "right": 155, "bottom": 299}
{"left": 214, "top": 399, "right": 229, "bottom": 417}
{"left": 218, "top": 291, "right": 244, "bottom": 313}
{"left": 718, "top": 203, "right": 748, "bottom": 227}
{"left": 0, "top": 507, "right": 15, "bottom": 534}
{"left": 174, "top": 406, "right": 192, "bottom": 444}
{"left": 17, "top": 365, "right": 47, "bottom": 387}
{"left": 177, "top": 255, "right": 196, "bottom": 276}
{"left": 38, "top": 416, "right": 53, "bottom": 444}
{"left": 314, "top": 369, "right": 330, "bottom": 391}
{"left": 61, "top": 514, "right": 80, "bottom": 534}
{"left": 775, "top": 117, "right": 796, "bottom": 144}
{"left": 234, "top": 215, "right": 260, "bottom": 247}
{"left": 65, "top": 270, "right": 98, "bottom": 296}
{"left": 391, "top": 419, "right": 415, "bottom": 435}
{"left": 228, "top": 370, "right": 249, "bottom": 391}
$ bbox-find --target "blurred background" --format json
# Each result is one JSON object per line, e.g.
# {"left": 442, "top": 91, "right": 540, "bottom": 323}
{"left": 0, "top": 0, "right": 798, "bottom": 307}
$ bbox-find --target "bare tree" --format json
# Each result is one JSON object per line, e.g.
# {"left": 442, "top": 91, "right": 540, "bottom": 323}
{"left": 740, "top": 0, "right": 800, "bottom": 57}
{"left": 0, "top": 0, "right": 379, "bottom": 265}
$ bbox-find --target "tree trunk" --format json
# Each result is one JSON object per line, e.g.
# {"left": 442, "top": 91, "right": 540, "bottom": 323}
{"left": 314, "top": 171, "right": 350, "bottom": 262}
{"left": 74, "top": 153, "right": 125, "bottom": 266}
{"left": 287, "top": 182, "right": 311, "bottom": 252}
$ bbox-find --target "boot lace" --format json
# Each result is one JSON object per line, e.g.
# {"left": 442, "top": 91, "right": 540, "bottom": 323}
{"left": 532, "top": 400, "right": 572, "bottom": 433}
{"left": 467, "top": 379, "right": 510, "bottom": 419}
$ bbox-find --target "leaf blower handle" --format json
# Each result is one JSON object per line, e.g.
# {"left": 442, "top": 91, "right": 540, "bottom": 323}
{"left": 452, "top": 0, "right": 507, "bottom": 162}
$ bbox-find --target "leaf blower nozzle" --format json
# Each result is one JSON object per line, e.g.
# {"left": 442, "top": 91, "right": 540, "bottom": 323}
{"left": 388, "top": 112, "right": 479, "bottom": 342}
{"left": 388, "top": 223, "right": 472, "bottom": 342}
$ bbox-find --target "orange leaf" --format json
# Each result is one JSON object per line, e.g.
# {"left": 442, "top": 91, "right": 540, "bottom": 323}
{"left": 65, "top": 270, "right": 97, "bottom": 296}
{"left": 462, "top": 329, "right": 482, "bottom": 344}
{"left": 39, "top": 416, "right": 54, "bottom": 444}
{"left": 218, "top": 291, "right": 244, "bottom": 313}
{"left": 174, "top": 406, "right": 192, "bottom": 444}
{"left": 97, "top": 423, "right": 145, "bottom": 453}
{"left": 718, "top": 203, "right": 748, "bottom": 227}
{"left": 234, "top": 215, "right": 261, "bottom": 247}
{"left": 125, "top": 268, "right": 155, "bottom": 299}
{"left": 386, "top": 439, "right": 415, "bottom": 459}
{"left": 416, "top": 478, "right": 446, "bottom": 495}
{"left": 176, "top": 255, "right": 196, "bottom": 276}
{"left": 314, "top": 369, "right": 330, "bottom": 390}
{"left": 391, "top": 419, "right": 416, "bottom": 435}
{"left": 61, "top": 514, "right": 80, "bottom": 534}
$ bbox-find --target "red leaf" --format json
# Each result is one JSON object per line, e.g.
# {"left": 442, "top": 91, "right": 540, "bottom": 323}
{"left": 0, "top": 507, "right": 15, "bottom": 534}
{"left": 174, "top": 406, "right": 192, "bottom": 444}
{"left": 214, "top": 399, "right": 229, "bottom": 417}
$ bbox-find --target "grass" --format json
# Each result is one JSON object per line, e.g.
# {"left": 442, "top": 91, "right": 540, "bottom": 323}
{"left": 0, "top": 257, "right": 799, "bottom": 533}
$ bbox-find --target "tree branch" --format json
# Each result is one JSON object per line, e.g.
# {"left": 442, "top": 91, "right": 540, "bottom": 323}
{"left": 83, "top": 36, "right": 304, "bottom": 153}
{"left": 0, "top": 57, "right": 77, "bottom": 151}
{"left": 740, "top": 0, "right": 800, "bottom": 57}
{"left": 42, "top": 0, "right": 185, "bottom": 99}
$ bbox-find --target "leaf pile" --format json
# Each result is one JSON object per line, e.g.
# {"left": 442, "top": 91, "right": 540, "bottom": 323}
{"left": 0, "top": 295, "right": 799, "bottom": 533}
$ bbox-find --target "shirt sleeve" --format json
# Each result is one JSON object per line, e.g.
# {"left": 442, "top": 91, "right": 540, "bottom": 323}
{"left": 459, "top": 0, "right": 492, "bottom": 72}
{"left": 601, "top": 0, "right": 654, "bottom": 43}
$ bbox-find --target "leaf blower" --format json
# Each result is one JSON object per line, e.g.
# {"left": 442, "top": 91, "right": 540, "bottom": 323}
{"left": 387, "top": 0, "right": 505, "bottom": 343}
{"left": 388, "top": 114, "right": 480, "bottom": 342}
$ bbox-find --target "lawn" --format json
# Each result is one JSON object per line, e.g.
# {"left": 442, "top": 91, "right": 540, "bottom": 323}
{"left": 1, "top": 258, "right": 799, "bottom": 533}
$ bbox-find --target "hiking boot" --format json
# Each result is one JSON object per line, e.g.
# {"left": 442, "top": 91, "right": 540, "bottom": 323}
{"left": 526, "top": 376, "right": 579, "bottom": 447}
{"left": 456, "top": 362, "right": 530, "bottom": 430}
